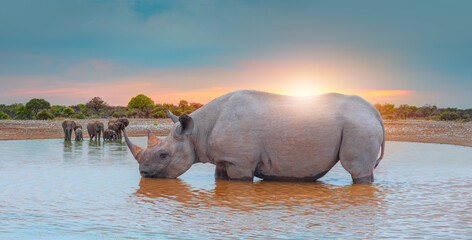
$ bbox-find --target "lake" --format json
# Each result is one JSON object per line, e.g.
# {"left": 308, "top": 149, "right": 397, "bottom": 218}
{"left": 0, "top": 138, "right": 471, "bottom": 239}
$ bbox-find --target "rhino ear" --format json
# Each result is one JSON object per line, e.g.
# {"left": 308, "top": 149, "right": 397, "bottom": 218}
{"left": 175, "top": 114, "right": 194, "bottom": 136}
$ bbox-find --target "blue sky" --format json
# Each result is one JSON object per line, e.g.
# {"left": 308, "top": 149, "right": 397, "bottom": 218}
{"left": 0, "top": 0, "right": 471, "bottom": 107}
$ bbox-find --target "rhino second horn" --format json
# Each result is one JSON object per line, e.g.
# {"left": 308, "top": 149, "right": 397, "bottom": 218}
{"left": 123, "top": 129, "right": 144, "bottom": 163}
{"left": 167, "top": 109, "right": 179, "bottom": 123}
{"left": 147, "top": 129, "right": 161, "bottom": 148}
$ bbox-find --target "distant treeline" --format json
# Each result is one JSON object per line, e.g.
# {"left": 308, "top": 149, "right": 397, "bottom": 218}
{"left": 0, "top": 95, "right": 471, "bottom": 122}
{"left": 0, "top": 94, "right": 203, "bottom": 120}
{"left": 374, "top": 103, "right": 472, "bottom": 122}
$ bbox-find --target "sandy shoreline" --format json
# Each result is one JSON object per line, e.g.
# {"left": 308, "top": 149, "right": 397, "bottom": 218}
{"left": 1, "top": 119, "right": 471, "bottom": 147}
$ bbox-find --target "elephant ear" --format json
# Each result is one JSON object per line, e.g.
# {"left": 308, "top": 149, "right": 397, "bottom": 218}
{"left": 120, "top": 118, "right": 129, "bottom": 127}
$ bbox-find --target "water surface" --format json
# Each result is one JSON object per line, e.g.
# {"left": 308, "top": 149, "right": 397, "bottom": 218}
{"left": 0, "top": 139, "right": 471, "bottom": 239}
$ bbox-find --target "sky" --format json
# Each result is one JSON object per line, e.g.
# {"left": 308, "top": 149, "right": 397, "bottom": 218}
{"left": 0, "top": 0, "right": 471, "bottom": 108}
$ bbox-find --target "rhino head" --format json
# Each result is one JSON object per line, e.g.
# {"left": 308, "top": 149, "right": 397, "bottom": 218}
{"left": 124, "top": 112, "right": 196, "bottom": 178}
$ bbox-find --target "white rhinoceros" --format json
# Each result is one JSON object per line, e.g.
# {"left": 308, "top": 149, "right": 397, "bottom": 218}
{"left": 124, "top": 90, "right": 385, "bottom": 184}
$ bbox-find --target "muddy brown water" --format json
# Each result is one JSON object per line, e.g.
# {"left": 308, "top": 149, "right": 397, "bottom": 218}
{"left": 0, "top": 138, "right": 471, "bottom": 239}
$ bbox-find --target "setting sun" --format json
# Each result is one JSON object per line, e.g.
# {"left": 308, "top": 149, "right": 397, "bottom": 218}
{"left": 280, "top": 77, "right": 326, "bottom": 97}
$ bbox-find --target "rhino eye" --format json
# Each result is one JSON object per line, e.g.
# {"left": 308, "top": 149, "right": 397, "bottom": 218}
{"left": 159, "top": 152, "right": 169, "bottom": 159}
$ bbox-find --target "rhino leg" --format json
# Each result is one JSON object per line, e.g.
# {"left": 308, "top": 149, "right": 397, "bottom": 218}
{"left": 339, "top": 125, "right": 381, "bottom": 184}
{"left": 225, "top": 162, "right": 255, "bottom": 181}
{"left": 214, "top": 157, "right": 255, "bottom": 181}
{"left": 215, "top": 162, "right": 229, "bottom": 179}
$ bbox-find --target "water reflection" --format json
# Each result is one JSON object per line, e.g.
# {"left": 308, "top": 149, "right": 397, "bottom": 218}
{"left": 62, "top": 141, "right": 85, "bottom": 161}
{"left": 136, "top": 178, "right": 385, "bottom": 209}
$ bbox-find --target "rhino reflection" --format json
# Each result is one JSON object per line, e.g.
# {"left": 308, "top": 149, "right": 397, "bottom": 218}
{"left": 135, "top": 178, "right": 386, "bottom": 211}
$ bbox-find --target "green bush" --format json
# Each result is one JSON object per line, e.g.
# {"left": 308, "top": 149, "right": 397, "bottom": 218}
{"left": 0, "top": 111, "right": 9, "bottom": 119}
{"left": 50, "top": 106, "right": 64, "bottom": 117}
{"left": 73, "top": 113, "right": 86, "bottom": 119}
{"left": 37, "top": 110, "right": 54, "bottom": 120}
{"left": 172, "top": 109, "right": 182, "bottom": 116}
{"left": 126, "top": 109, "right": 140, "bottom": 118}
{"left": 152, "top": 111, "right": 166, "bottom": 118}
{"left": 63, "top": 107, "right": 75, "bottom": 116}
{"left": 440, "top": 111, "right": 459, "bottom": 121}
{"left": 15, "top": 106, "right": 33, "bottom": 120}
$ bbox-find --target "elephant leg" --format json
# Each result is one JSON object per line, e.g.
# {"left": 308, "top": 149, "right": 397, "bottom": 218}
{"left": 215, "top": 162, "right": 229, "bottom": 180}
{"left": 339, "top": 129, "right": 380, "bottom": 184}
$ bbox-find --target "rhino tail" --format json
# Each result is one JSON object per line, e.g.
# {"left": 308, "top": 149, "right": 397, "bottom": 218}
{"left": 374, "top": 118, "right": 385, "bottom": 169}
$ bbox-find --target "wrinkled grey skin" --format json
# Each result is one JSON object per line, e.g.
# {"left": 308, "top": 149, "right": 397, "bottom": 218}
{"left": 87, "top": 121, "right": 104, "bottom": 141}
{"left": 74, "top": 123, "right": 82, "bottom": 141}
{"left": 103, "top": 129, "right": 117, "bottom": 141}
{"left": 62, "top": 120, "right": 76, "bottom": 141}
{"left": 108, "top": 118, "right": 129, "bottom": 141}
{"left": 75, "top": 128, "right": 83, "bottom": 141}
{"left": 125, "top": 90, "right": 385, "bottom": 184}
{"left": 74, "top": 123, "right": 82, "bottom": 131}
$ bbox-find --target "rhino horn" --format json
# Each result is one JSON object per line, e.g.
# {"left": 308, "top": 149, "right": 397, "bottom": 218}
{"left": 147, "top": 129, "right": 161, "bottom": 148}
{"left": 123, "top": 129, "right": 145, "bottom": 163}
{"left": 167, "top": 109, "right": 179, "bottom": 123}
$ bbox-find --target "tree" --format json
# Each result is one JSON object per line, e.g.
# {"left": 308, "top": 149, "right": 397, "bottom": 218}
{"left": 86, "top": 97, "right": 108, "bottom": 114}
{"left": 37, "top": 110, "right": 54, "bottom": 120}
{"left": 190, "top": 102, "right": 203, "bottom": 110}
{"left": 25, "top": 98, "right": 51, "bottom": 119}
{"left": 50, "top": 105, "right": 66, "bottom": 117}
{"left": 0, "top": 111, "right": 9, "bottom": 119}
{"left": 0, "top": 103, "right": 22, "bottom": 118}
{"left": 163, "top": 103, "right": 175, "bottom": 111}
{"left": 15, "top": 106, "right": 33, "bottom": 120}
{"left": 128, "top": 94, "right": 154, "bottom": 111}
{"left": 63, "top": 107, "right": 75, "bottom": 117}
{"left": 179, "top": 100, "right": 189, "bottom": 111}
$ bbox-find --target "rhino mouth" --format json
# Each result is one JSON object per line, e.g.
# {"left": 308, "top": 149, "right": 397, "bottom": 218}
{"left": 140, "top": 170, "right": 163, "bottom": 178}
{"left": 139, "top": 165, "right": 170, "bottom": 178}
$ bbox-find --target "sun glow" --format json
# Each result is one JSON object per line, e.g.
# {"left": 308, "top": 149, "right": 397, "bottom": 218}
{"left": 281, "top": 77, "right": 326, "bottom": 97}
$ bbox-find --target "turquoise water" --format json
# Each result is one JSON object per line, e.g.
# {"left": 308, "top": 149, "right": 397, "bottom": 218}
{"left": 0, "top": 139, "right": 471, "bottom": 239}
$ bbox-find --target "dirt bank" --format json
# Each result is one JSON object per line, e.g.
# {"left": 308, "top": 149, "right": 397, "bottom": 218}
{"left": 1, "top": 119, "right": 471, "bottom": 147}
{"left": 383, "top": 120, "right": 472, "bottom": 147}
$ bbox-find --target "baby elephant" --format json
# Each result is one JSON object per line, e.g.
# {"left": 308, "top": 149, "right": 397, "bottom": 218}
{"left": 75, "top": 128, "right": 83, "bottom": 141}
{"left": 103, "top": 129, "right": 117, "bottom": 141}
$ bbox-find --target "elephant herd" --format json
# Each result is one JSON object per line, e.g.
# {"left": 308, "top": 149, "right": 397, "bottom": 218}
{"left": 62, "top": 118, "right": 129, "bottom": 142}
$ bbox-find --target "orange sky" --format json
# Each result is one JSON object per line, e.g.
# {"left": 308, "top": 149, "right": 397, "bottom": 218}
{"left": 1, "top": 57, "right": 418, "bottom": 106}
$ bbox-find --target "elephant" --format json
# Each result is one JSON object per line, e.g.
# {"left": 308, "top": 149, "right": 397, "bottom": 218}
{"left": 74, "top": 122, "right": 82, "bottom": 131}
{"left": 124, "top": 90, "right": 385, "bottom": 184}
{"left": 87, "top": 121, "right": 104, "bottom": 141}
{"left": 74, "top": 122, "right": 82, "bottom": 140}
{"left": 62, "top": 120, "right": 76, "bottom": 141}
{"left": 103, "top": 129, "right": 118, "bottom": 141}
{"left": 108, "top": 118, "right": 129, "bottom": 141}
{"left": 75, "top": 128, "right": 83, "bottom": 141}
